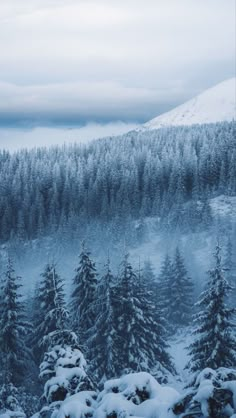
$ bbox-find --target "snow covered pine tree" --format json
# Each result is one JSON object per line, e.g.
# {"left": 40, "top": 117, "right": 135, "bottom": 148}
{"left": 187, "top": 243, "right": 236, "bottom": 373}
{"left": 170, "top": 247, "right": 193, "bottom": 328}
{"left": 33, "top": 262, "right": 71, "bottom": 361}
{"left": 0, "top": 258, "right": 31, "bottom": 412}
{"left": 0, "top": 258, "right": 31, "bottom": 386}
{"left": 36, "top": 262, "right": 93, "bottom": 415}
{"left": 113, "top": 254, "right": 174, "bottom": 381}
{"left": 88, "top": 257, "right": 117, "bottom": 384}
{"left": 71, "top": 243, "right": 98, "bottom": 352}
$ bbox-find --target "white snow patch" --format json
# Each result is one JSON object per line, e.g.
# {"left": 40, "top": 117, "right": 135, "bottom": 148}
{"left": 95, "top": 372, "right": 179, "bottom": 418}
{"left": 55, "top": 391, "right": 97, "bottom": 418}
{"left": 141, "top": 78, "right": 236, "bottom": 130}
{"left": 168, "top": 329, "right": 193, "bottom": 390}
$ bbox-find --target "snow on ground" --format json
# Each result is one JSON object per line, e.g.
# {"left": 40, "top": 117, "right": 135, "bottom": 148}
{"left": 167, "top": 329, "right": 193, "bottom": 391}
{"left": 141, "top": 78, "right": 236, "bottom": 130}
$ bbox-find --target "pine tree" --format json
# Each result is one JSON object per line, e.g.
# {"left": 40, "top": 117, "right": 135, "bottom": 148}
{"left": 186, "top": 244, "right": 236, "bottom": 372}
{"left": 40, "top": 344, "right": 93, "bottom": 405}
{"left": 33, "top": 262, "right": 74, "bottom": 361}
{"left": 142, "top": 259, "right": 157, "bottom": 296}
{"left": 170, "top": 247, "right": 193, "bottom": 327}
{"left": 157, "top": 254, "right": 174, "bottom": 325}
{"left": 113, "top": 254, "right": 174, "bottom": 380}
{"left": 71, "top": 243, "right": 98, "bottom": 350}
{"left": 0, "top": 259, "right": 31, "bottom": 386}
{"left": 201, "top": 196, "right": 212, "bottom": 229}
{"left": 224, "top": 236, "right": 236, "bottom": 305}
{"left": 142, "top": 258, "right": 171, "bottom": 339}
{"left": 36, "top": 263, "right": 91, "bottom": 413}
{"left": 88, "top": 258, "right": 117, "bottom": 383}
{"left": 135, "top": 262, "right": 175, "bottom": 380}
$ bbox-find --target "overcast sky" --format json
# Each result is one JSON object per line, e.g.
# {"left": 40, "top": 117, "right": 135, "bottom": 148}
{"left": 0, "top": 0, "right": 235, "bottom": 148}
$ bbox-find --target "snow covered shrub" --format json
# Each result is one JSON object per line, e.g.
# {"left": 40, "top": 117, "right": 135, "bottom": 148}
{"left": 40, "top": 345, "right": 93, "bottom": 404}
{"left": 95, "top": 371, "right": 179, "bottom": 418}
{"left": 16, "top": 388, "right": 40, "bottom": 418}
{"left": 0, "top": 383, "right": 40, "bottom": 417}
{"left": 172, "top": 367, "right": 236, "bottom": 417}
{"left": 0, "top": 384, "right": 25, "bottom": 418}
{"left": 53, "top": 391, "right": 97, "bottom": 418}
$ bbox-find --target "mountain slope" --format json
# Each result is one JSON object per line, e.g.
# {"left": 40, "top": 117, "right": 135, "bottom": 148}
{"left": 143, "top": 78, "right": 236, "bottom": 130}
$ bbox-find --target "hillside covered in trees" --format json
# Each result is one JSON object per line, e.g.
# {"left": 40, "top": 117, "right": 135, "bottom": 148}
{"left": 0, "top": 121, "right": 236, "bottom": 418}
{"left": 0, "top": 122, "right": 235, "bottom": 242}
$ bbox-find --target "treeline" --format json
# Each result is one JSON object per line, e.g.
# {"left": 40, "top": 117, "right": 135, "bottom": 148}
{"left": 0, "top": 242, "right": 235, "bottom": 417}
{"left": 0, "top": 122, "right": 235, "bottom": 241}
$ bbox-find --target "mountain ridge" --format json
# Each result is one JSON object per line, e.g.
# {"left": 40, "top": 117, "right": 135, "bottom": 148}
{"left": 141, "top": 78, "right": 236, "bottom": 130}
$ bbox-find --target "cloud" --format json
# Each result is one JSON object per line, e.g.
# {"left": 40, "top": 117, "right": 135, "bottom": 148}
{"left": 0, "top": 0, "right": 234, "bottom": 126}
{"left": 0, "top": 122, "right": 139, "bottom": 151}
{"left": 0, "top": 80, "right": 189, "bottom": 125}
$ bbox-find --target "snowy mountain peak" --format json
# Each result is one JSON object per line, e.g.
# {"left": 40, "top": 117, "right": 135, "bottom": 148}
{"left": 143, "top": 78, "right": 236, "bottom": 130}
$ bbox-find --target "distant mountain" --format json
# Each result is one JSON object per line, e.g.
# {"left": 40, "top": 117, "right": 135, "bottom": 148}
{"left": 142, "top": 78, "right": 236, "bottom": 130}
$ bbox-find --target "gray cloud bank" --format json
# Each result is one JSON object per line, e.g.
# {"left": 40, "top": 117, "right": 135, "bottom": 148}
{"left": 0, "top": 0, "right": 235, "bottom": 127}
{"left": 0, "top": 122, "right": 139, "bottom": 152}
{"left": 0, "top": 81, "right": 186, "bottom": 126}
